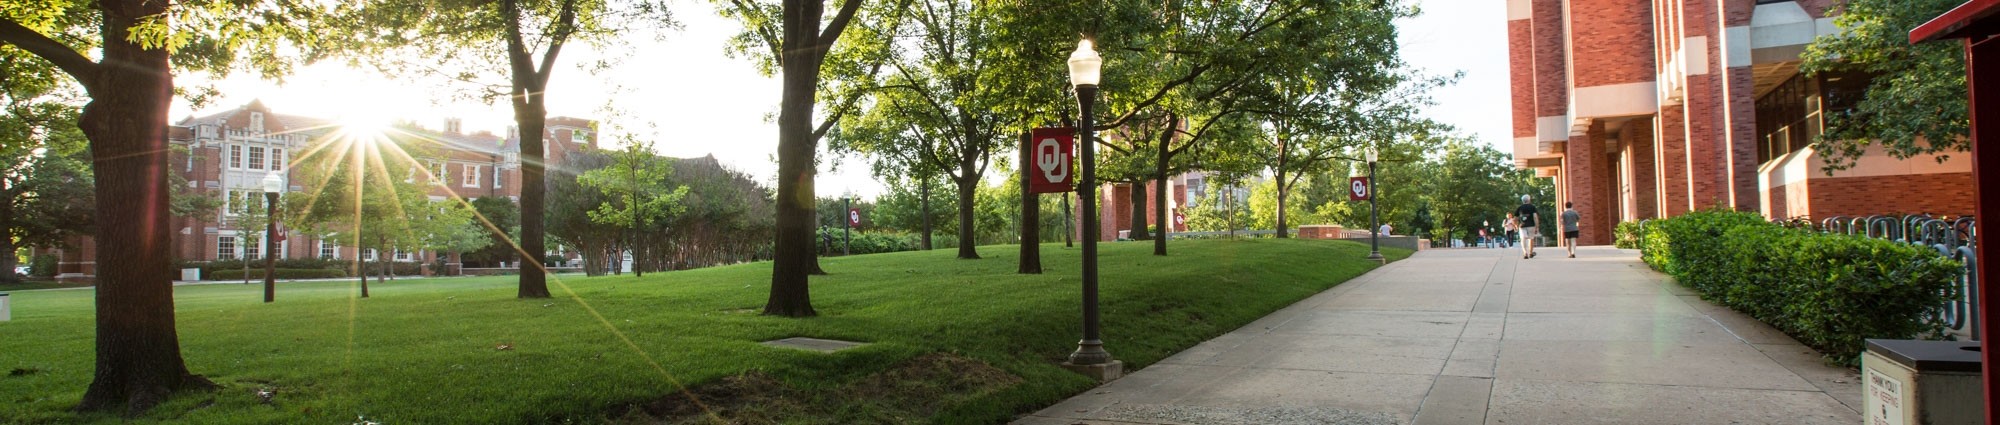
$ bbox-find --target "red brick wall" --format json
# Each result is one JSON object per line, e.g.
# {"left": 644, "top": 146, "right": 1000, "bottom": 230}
{"left": 1627, "top": 119, "right": 1658, "bottom": 219}
{"left": 1722, "top": 66, "right": 1760, "bottom": 211}
{"left": 1534, "top": 0, "right": 1567, "bottom": 118}
{"left": 1511, "top": 19, "right": 1536, "bottom": 139}
{"left": 1766, "top": 185, "right": 1790, "bottom": 220}
{"left": 1567, "top": 0, "right": 1655, "bottom": 87}
{"left": 1803, "top": 173, "right": 1977, "bottom": 219}
{"left": 1656, "top": 107, "right": 1691, "bottom": 215}
{"left": 1797, "top": 0, "right": 1835, "bottom": 19}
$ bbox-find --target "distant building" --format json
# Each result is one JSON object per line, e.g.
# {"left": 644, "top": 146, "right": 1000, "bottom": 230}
{"left": 43, "top": 101, "right": 598, "bottom": 278}
{"left": 1506, "top": 0, "right": 1972, "bottom": 246}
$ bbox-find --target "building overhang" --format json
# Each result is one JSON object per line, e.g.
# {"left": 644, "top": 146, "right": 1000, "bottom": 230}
{"left": 1913, "top": 0, "right": 2000, "bottom": 42}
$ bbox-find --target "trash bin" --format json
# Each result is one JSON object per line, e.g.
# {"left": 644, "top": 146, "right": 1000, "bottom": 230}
{"left": 1861, "top": 339, "right": 1982, "bottom": 425}
{"left": 180, "top": 268, "right": 200, "bottom": 281}
{"left": 1, "top": 292, "right": 10, "bottom": 321}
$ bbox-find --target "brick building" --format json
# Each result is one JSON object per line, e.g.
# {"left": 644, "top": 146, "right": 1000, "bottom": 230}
{"left": 1506, "top": 0, "right": 1974, "bottom": 246}
{"left": 46, "top": 101, "right": 597, "bottom": 278}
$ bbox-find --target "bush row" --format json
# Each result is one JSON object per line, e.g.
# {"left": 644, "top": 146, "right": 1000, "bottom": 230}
{"left": 1613, "top": 221, "right": 1642, "bottom": 249}
{"left": 209, "top": 268, "right": 350, "bottom": 280}
{"left": 181, "top": 259, "right": 426, "bottom": 280}
{"left": 1636, "top": 210, "right": 1959, "bottom": 364}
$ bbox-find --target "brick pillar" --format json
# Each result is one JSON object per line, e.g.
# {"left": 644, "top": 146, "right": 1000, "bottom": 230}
{"left": 1534, "top": 0, "right": 1568, "bottom": 141}
{"left": 1656, "top": 107, "right": 1691, "bottom": 216}
{"left": 1568, "top": 122, "right": 1613, "bottom": 246}
{"left": 1509, "top": 0, "right": 1536, "bottom": 145}
{"left": 1627, "top": 118, "right": 1658, "bottom": 219}
{"left": 1681, "top": 0, "right": 1728, "bottom": 210}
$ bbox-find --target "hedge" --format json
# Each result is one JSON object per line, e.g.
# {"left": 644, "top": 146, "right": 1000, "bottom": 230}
{"left": 28, "top": 254, "right": 58, "bottom": 278}
{"left": 1613, "top": 221, "right": 1642, "bottom": 249}
{"left": 210, "top": 268, "right": 350, "bottom": 280}
{"left": 1637, "top": 210, "right": 1959, "bottom": 364}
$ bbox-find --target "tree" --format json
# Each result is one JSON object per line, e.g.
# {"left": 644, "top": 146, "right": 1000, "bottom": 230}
{"left": 0, "top": 1, "right": 316, "bottom": 412}
{"left": 1800, "top": 0, "right": 1968, "bottom": 171}
{"left": 579, "top": 141, "right": 689, "bottom": 277}
{"left": 544, "top": 151, "right": 620, "bottom": 276}
{"left": 330, "top": 0, "right": 674, "bottom": 298}
{"left": 717, "top": 0, "right": 877, "bottom": 316}
{"left": 419, "top": 199, "right": 495, "bottom": 276}
{"left": 462, "top": 197, "right": 522, "bottom": 267}
{"left": 0, "top": 91, "right": 95, "bottom": 278}
{"left": 1423, "top": 138, "right": 1516, "bottom": 245}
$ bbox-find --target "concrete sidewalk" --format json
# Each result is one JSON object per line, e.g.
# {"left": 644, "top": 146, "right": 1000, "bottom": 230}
{"left": 1017, "top": 246, "right": 1862, "bottom": 425}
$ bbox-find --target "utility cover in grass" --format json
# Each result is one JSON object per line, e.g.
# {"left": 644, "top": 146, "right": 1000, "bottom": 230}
{"left": 760, "top": 337, "right": 868, "bottom": 353}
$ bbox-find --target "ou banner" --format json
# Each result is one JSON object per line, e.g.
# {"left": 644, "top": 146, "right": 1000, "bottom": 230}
{"left": 849, "top": 208, "right": 862, "bottom": 227}
{"left": 1349, "top": 177, "right": 1372, "bottom": 201}
{"left": 1028, "top": 127, "right": 1076, "bottom": 194}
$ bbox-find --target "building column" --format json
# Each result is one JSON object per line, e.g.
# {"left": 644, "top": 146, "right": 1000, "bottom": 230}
{"left": 1627, "top": 118, "right": 1659, "bottom": 220}
{"left": 1656, "top": 107, "right": 1692, "bottom": 216}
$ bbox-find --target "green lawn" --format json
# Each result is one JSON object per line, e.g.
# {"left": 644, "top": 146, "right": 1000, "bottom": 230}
{"left": 0, "top": 239, "right": 1409, "bottom": 424}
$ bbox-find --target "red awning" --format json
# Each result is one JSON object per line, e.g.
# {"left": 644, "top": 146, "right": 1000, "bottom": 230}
{"left": 1913, "top": 0, "right": 2000, "bottom": 43}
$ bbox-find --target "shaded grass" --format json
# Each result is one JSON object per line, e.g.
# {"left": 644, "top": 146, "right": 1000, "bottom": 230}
{"left": 0, "top": 279, "right": 94, "bottom": 292}
{"left": 0, "top": 239, "right": 1409, "bottom": 424}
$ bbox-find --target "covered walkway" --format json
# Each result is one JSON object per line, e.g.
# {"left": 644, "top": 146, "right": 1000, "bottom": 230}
{"left": 1018, "top": 246, "right": 1861, "bottom": 424}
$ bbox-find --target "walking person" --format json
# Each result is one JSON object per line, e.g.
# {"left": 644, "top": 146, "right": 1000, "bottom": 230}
{"left": 1502, "top": 213, "right": 1517, "bottom": 249}
{"left": 1516, "top": 195, "right": 1540, "bottom": 259}
{"left": 1561, "top": 202, "right": 1581, "bottom": 258}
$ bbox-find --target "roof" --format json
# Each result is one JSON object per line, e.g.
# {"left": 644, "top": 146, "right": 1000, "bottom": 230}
{"left": 1912, "top": 0, "right": 2000, "bottom": 42}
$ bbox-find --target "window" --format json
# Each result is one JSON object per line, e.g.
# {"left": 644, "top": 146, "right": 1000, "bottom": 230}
{"left": 1187, "top": 178, "right": 1205, "bottom": 206}
{"left": 230, "top": 145, "right": 243, "bottom": 169}
{"left": 271, "top": 148, "right": 285, "bottom": 171}
{"left": 320, "top": 240, "right": 337, "bottom": 259}
{"left": 250, "top": 112, "right": 265, "bottom": 132}
{"left": 463, "top": 164, "right": 481, "bottom": 188}
{"left": 248, "top": 146, "right": 266, "bottom": 170}
{"left": 494, "top": 167, "right": 503, "bottom": 188}
{"left": 245, "top": 235, "right": 261, "bottom": 260}
{"left": 218, "top": 236, "right": 237, "bottom": 260}
{"left": 364, "top": 249, "right": 378, "bottom": 261}
{"left": 428, "top": 161, "right": 445, "bottom": 184}
{"left": 395, "top": 251, "right": 412, "bottom": 261}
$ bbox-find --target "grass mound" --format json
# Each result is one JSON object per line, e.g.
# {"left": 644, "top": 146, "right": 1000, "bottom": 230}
{"left": 0, "top": 239, "right": 1406, "bottom": 424}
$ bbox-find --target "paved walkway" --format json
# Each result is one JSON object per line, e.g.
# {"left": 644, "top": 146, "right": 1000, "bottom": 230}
{"left": 1018, "top": 246, "right": 1863, "bottom": 425}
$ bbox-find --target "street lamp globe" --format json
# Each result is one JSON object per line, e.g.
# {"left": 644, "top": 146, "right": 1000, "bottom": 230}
{"left": 261, "top": 172, "right": 284, "bottom": 194}
{"left": 1365, "top": 146, "right": 1378, "bottom": 163}
{"left": 1068, "top": 39, "right": 1102, "bottom": 87}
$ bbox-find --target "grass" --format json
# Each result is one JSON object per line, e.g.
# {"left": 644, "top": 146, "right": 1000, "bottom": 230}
{"left": 0, "top": 239, "right": 1409, "bottom": 424}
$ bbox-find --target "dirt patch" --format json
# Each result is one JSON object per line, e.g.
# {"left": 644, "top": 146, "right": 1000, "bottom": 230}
{"left": 608, "top": 353, "right": 1021, "bottom": 424}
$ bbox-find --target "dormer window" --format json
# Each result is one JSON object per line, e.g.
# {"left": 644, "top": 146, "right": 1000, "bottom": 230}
{"left": 250, "top": 112, "right": 265, "bottom": 132}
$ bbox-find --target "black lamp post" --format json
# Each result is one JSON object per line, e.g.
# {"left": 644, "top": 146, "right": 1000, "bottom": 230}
{"left": 843, "top": 192, "right": 853, "bottom": 256}
{"left": 1365, "top": 146, "right": 1384, "bottom": 263}
{"left": 261, "top": 173, "right": 283, "bottom": 303}
{"left": 1065, "top": 39, "right": 1118, "bottom": 377}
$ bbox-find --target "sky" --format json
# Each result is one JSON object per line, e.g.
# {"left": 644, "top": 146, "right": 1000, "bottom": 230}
{"left": 170, "top": 0, "right": 1510, "bottom": 201}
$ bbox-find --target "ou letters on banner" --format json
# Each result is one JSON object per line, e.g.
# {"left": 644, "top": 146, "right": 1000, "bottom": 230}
{"left": 1348, "top": 177, "right": 1372, "bottom": 201}
{"left": 1028, "top": 127, "right": 1076, "bottom": 194}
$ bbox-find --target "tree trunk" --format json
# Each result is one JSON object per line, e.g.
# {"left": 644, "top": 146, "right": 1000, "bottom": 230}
{"left": 1129, "top": 182, "right": 1149, "bottom": 240}
{"left": 74, "top": 2, "right": 215, "bottom": 413}
{"left": 765, "top": 0, "right": 827, "bottom": 317}
{"left": 1018, "top": 131, "right": 1040, "bottom": 273}
{"left": 954, "top": 172, "right": 980, "bottom": 259}
{"left": 919, "top": 178, "right": 932, "bottom": 250}
{"left": 1155, "top": 122, "right": 1175, "bottom": 256}
{"left": 1275, "top": 167, "right": 1290, "bottom": 239}
{"left": 1063, "top": 193, "right": 1073, "bottom": 247}
{"left": 514, "top": 97, "right": 552, "bottom": 298}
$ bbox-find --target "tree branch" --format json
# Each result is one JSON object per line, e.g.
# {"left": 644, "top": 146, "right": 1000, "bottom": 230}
{"left": 534, "top": 0, "right": 582, "bottom": 86}
{"left": 0, "top": 18, "right": 97, "bottom": 88}
{"left": 819, "top": 0, "right": 865, "bottom": 48}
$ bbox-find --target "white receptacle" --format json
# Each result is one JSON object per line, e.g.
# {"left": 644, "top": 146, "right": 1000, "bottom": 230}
{"left": 1862, "top": 339, "right": 1982, "bottom": 425}
{"left": 180, "top": 268, "right": 201, "bottom": 281}
{"left": 1, "top": 293, "right": 10, "bottom": 321}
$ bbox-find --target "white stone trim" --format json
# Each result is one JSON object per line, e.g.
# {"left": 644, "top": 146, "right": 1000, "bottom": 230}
{"left": 1572, "top": 82, "right": 1659, "bottom": 119}
{"left": 1537, "top": 115, "right": 1570, "bottom": 142}
{"left": 1759, "top": 144, "right": 1973, "bottom": 188}
{"left": 1724, "top": 26, "right": 1751, "bottom": 68}
{"left": 1681, "top": 36, "right": 1709, "bottom": 76}
{"left": 1507, "top": 0, "right": 1531, "bottom": 21}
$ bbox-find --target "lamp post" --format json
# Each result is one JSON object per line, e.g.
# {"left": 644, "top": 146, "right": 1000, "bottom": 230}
{"left": 1064, "top": 38, "right": 1119, "bottom": 378}
{"left": 1365, "top": 146, "right": 1384, "bottom": 263}
{"left": 261, "top": 173, "right": 283, "bottom": 303}
{"left": 843, "top": 191, "right": 853, "bottom": 256}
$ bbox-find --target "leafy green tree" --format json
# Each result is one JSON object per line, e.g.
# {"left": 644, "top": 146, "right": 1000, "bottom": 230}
{"left": 419, "top": 199, "right": 495, "bottom": 276}
{"left": 1800, "top": 0, "right": 1967, "bottom": 170}
{"left": 0, "top": 93, "right": 94, "bottom": 278}
{"left": 1422, "top": 139, "right": 1516, "bottom": 245}
{"left": 717, "top": 0, "right": 881, "bottom": 317}
{"left": 0, "top": 1, "right": 318, "bottom": 411}
{"left": 463, "top": 197, "right": 522, "bottom": 267}
{"left": 329, "top": 0, "right": 674, "bottom": 298}
{"left": 545, "top": 151, "right": 620, "bottom": 276}
{"left": 1184, "top": 177, "right": 1252, "bottom": 234}
{"left": 579, "top": 141, "right": 689, "bottom": 276}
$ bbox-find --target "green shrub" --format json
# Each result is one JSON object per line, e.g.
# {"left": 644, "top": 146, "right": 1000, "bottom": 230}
{"left": 1613, "top": 221, "right": 1643, "bottom": 249}
{"left": 209, "top": 268, "right": 349, "bottom": 280}
{"left": 1638, "top": 210, "right": 1959, "bottom": 364}
{"left": 28, "top": 254, "right": 58, "bottom": 278}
